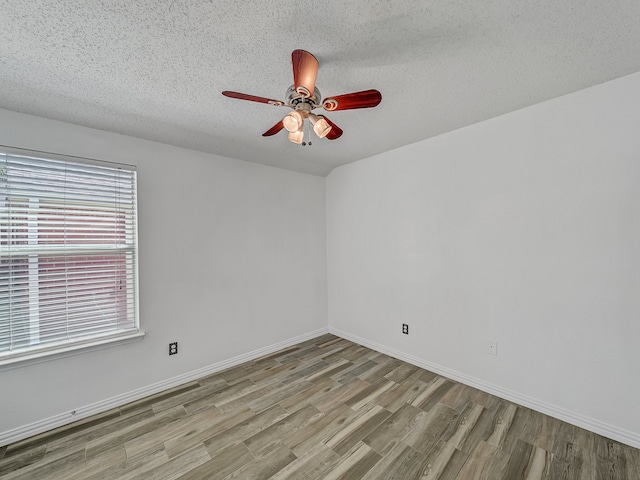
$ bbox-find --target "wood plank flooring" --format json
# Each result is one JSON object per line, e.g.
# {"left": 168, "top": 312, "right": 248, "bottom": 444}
{"left": 2, "top": 334, "right": 639, "bottom": 479}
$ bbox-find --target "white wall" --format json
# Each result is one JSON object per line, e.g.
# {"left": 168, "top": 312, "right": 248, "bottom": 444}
{"left": 0, "top": 109, "right": 327, "bottom": 438}
{"left": 327, "top": 73, "right": 640, "bottom": 446}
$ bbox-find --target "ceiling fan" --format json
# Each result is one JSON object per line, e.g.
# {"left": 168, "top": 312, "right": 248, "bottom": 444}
{"left": 222, "top": 50, "right": 382, "bottom": 145}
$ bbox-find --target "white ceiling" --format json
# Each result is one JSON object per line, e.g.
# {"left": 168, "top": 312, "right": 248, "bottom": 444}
{"left": 2, "top": 1, "right": 640, "bottom": 176}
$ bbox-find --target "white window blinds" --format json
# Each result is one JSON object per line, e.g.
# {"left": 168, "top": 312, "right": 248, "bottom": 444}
{"left": 0, "top": 148, "right": 139, "bottom": 361}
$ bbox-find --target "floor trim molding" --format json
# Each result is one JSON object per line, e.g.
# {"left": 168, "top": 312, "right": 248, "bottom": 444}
{"left": 0, "top": 327, "right": 329, "bottom": 447}
{"left": 329, "top": 326, "right": 640, "bottom": 450}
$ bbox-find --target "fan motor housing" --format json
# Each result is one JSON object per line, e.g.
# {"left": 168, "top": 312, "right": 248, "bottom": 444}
{"left": 286, "top": 85, "right": 321, "bottom": 108}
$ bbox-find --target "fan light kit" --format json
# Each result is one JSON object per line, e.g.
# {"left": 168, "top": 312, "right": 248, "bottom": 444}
{"left": 223, "top": 50, "right": 382, "bottom": 145}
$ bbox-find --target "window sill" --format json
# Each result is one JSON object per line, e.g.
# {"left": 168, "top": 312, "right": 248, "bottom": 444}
{"left": 0, "top": 331, "right": 146, "bottom": 371}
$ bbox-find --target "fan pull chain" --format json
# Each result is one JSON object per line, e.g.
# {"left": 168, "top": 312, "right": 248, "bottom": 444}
{"left": 303, "top": 118, "right": 312, "bottom": 146}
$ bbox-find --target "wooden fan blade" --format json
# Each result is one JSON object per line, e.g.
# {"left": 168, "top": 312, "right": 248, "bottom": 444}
{"left": 322, "top": 89, "right": 382, "bottom": 111}
{"left": 262, "top": 120, "right": 284, "bottom": 137}
{"left": 222, "top": 91, "right": 282, "bottom": 105}
{"left": 319, "top": 115, "right": 343, "bottom": 140}
{"left": 292, "top": 50, "right": 318, "bottom": 97}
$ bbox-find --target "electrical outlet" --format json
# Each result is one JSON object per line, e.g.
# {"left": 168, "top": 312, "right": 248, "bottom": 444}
{"left": 402, "top": 324, "right": 409, "bottom": 335}
{"left": 169, "top": 342, "right": 178, "bottom": 355}
{"left": 485, "top": 339, "right": 497, "bottom": 356}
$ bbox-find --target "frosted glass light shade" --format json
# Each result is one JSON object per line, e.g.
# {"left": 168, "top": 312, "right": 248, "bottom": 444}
{"left": 312, "top": 118, "right": 331, "bottom": 138}
{"left": 309, "top": 114, "right": 332, "bottom": 138}
{"left": 283, "top": 111, "right": 304, "bottom": 132}
{"left": 288, "top": 130, "right": 304, "bottom": 144}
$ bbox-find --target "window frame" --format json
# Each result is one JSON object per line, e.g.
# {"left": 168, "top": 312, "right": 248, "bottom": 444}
{"left": 0, "top": 146, "right": 143, "bottom": 369}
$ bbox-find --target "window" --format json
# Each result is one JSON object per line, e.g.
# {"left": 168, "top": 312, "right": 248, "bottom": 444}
{"left": 0, "top": 147, "right": 140, "bottom": 365}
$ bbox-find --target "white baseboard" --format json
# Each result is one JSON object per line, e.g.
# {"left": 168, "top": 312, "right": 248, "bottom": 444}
{"left": 0, "top": 327, "right": 329, "bottom": 447}
{"left": 329, "top": 326, "right": 640, "bottom": 450}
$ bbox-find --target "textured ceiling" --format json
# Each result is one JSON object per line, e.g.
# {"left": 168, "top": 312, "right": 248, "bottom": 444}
{"left": 2, "top": 1, "right": 640, "bottom": 176}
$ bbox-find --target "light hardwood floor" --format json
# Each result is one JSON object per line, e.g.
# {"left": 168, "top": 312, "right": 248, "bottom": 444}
{"left": 1, "top": 334, "right": 639, "bottom": 479}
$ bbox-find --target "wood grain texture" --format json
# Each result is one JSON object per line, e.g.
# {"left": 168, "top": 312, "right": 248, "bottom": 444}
{"left": 1, "top": 334, "right": 638, "bottom": 479}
